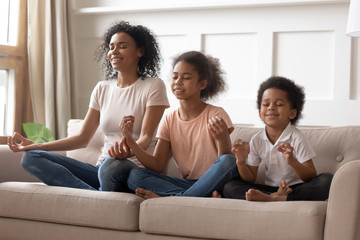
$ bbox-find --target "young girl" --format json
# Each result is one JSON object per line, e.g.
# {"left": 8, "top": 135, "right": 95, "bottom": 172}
{"left": 120, "top": 51, "right": 239, "bottom": 198}
{"left": 223, "top": 76, "right": 333, "bottom": 201}
{"left": 7, "top": 21, "right": 169, "bottom": 191}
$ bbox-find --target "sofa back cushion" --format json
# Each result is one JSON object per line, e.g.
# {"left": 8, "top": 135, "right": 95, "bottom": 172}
{"left": 65, "top": 120, "right": 360, "bottom": 183}
{"left": 231, "top": 125, "right": 360, "bottom": 184}
{"left": 297, "top": 126, "right": 360, "bottom": 175}
{"left": 66, "top": 119, "right": 104, "bottom": 165}
{"left": 65, "top": 119, "right": 182, "bottom": 177}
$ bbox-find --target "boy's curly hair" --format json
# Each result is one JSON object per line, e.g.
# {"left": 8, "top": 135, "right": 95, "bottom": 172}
{"left": 94, "top": 21, "right": 161, "bottom": 80}
{"left": 256, "top": 76, "right": 305, "bottom": 125}
{"left": 172, "top": 51, "right": 226, "bottom": 101}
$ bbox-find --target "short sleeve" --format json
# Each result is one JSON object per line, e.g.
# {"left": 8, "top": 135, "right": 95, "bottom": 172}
{"left": 293, "top": 132, "right": 316, "bottom": 163}
{"left": 146, "top": 78, "right": 170, "bottom": 108}
{"left": 156, "top": 113, "right": 171, "bottom": 142}
{"left": 246, "top": 137, "right": 261, "bottom": 166}
{"left": 89, "top": 82, "right": 101, "bottom": 111}
{"left": 213, "top": 107, "right": 234, "bottom": 134}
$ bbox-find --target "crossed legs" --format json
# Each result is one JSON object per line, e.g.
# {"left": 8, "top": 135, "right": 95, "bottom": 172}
{"left": 223, "top": 173, "right": 333, "bottom": 201}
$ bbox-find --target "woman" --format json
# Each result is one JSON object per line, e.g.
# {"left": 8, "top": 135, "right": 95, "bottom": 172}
{"left": 7, "top": 21, "right": 169, "bottom": 191}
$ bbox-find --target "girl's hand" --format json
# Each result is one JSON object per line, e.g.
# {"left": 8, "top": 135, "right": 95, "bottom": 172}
{"left": 277, "top": 142, "right": 296, "bottom": 165}
{"left": 7, "top": 132, "right": 38, "bottom": 152}
{"left": 231, "top": 139, "right": 250, "bottom": 164}
{"left": 208, "top": 116, "right": 228, "bottom": 140}
{"left": 108, "top": 137, "right": 133, "bottom": 159}
{"left": 120, "top": 115, "right": 135, "bottom": 141}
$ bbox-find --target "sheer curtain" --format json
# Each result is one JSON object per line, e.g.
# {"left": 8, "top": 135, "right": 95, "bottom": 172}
{"left": 27, "top": 0, "right": 71, "bottom": 139}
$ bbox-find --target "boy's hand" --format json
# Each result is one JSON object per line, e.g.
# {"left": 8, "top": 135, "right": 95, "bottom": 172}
{"left": 207, "top": 116, "right": 228, "bottom": 140}
{"left": 232, "top": 139, "right": 250, "bottom": 164}
{"left": 277, "top": 142, "right": 296, "bottom": 164}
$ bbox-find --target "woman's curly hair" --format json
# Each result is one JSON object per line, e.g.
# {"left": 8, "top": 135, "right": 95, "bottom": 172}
{"left": 94, "top": 21, "right": 161, "bottom": 80}
{"left": 256, "top": 76, "right": 305, "bottom": 125}
{"left": 172, "top": 51, "right": 227, "bottom": 101}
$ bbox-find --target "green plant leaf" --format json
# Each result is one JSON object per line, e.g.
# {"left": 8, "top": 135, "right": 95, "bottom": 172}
{"left": 22, "top": 122, "right": 55, "bottom": 143}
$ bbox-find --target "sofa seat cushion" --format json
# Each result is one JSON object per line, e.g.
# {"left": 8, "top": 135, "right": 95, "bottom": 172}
{"left": 140, "top": 197, "right": 327, "bottom": 240}
{"left": 0, "top": 182, "right": 144, "bottom": 231}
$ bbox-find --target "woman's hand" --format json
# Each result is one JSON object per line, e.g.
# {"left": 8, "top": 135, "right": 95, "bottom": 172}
{"left": 110, "top": 115, "right": 135, "bottom": 159}
{"left": 232, "top": 139, "right": 250, "bottom": 164}
{"left": 108, "top": 137, "right": 133, "bottom": 159}
{"left": 120, "top": 115, "right": 135, "bottom": 141}
{"left": 7, "top": 132, "right": 38, "bottom": 152}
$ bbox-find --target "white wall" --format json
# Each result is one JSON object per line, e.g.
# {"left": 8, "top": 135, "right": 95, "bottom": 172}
{"left": 67, "top": 0, "right": 360, "bottom": 127}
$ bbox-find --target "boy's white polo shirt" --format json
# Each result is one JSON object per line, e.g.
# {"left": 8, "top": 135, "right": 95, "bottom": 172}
{"left": 247, "top": 123, "right": 316, "bottom": 187}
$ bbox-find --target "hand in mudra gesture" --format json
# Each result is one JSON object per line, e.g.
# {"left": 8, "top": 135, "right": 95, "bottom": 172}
{"left": 7, "top": 132, "right": 38, "bottom": 152}
{"left": 108, "top": 115, "right": 135, "bottom": 159}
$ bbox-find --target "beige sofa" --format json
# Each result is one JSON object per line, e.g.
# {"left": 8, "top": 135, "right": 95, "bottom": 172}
{"left": 0, "top": 119, "right": 360, "bottom": 240}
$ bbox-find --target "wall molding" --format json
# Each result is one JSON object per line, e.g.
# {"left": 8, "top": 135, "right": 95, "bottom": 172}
{"left": 69, "top": 1, "right": 359, "bottom": 126}
{"left": 72, "top": 0, "right": 349, "bottom": 15}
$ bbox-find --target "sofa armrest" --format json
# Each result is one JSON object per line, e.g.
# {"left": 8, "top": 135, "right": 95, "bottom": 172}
{"left": 0, "top": 145, "right": 39, "bottom": 182}
{"left": 324, "top": 160, "right": 360, "bottom": 240}
{"left": 0, "top": 145, "right": 66, "bottom": 183}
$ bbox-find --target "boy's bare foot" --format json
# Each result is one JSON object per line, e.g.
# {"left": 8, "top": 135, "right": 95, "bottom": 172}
{"left": 135, "top": 188, "right": 161, "bottom": 199}
{"left": 246, "top": 189, "right": 272, "bottom": 201}
{"left": 273, "top": 180, "right": 292, "bottom": 196}
{"left": 246, "top": 189, "right": 288, "bottom": 202}
{"left": 212, "top": 190, "right": 222, "bottom": 198}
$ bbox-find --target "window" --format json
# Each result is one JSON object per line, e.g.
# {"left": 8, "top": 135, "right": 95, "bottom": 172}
{"left": 0, "top": 0, "right": 18, "bottom": 46}
{"left": 0, "top": 0, "right": 32, "bottom": 144}
{"left": 0, "top": 69, "right": 14, "bottom": 136}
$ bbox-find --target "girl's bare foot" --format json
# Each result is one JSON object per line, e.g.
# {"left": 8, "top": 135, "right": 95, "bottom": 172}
{"left": 135, "top": 188, "right": 161, "bottom": 199}
{"left": 212, "top": 190, "right": 222, "bottom": 198}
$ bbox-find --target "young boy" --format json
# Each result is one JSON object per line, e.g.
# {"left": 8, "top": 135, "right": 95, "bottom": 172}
{"left": 223, "top": 76, "right": 333, "bottom": 201}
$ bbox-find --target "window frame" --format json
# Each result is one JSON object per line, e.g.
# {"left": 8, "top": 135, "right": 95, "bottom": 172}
{"left": 0, "top": 0, "right": 32, "bottom": 144}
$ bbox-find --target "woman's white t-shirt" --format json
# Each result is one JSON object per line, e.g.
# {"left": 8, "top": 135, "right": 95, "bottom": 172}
{"left": 89, "top": 77, "right": 169, "bottom": 166}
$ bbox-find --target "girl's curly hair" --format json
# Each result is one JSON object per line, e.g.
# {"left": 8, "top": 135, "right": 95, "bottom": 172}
{"left": 94, "top": 21, "right": 161, "bottom": 80}
{"left": 256, "top": 76, "right": 305, "bottom": 125}
{"left": 172, "top": 51, "right": 227, "bottom": 101}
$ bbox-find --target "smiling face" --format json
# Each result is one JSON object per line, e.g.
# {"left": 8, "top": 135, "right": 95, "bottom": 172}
{"left": 259, "top": 88, "right": 297, "bottom": 129}
{"left": 171, "top": 61, "right": 207, "bottom": 101}
{"left": 107, "top": 32, "right": 143, "bottom": 73}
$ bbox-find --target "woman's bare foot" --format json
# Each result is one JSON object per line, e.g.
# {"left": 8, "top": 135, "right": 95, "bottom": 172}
{"left": 212, "top": 190, "right": 222, "bottom": 198}
{"left": 135, "top": 188, "right": 161, "bottom": 199}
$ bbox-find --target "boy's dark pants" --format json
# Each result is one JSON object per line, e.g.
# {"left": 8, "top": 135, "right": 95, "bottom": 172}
{"left": 223, "top": 173, "right": 333, "bottom": 201}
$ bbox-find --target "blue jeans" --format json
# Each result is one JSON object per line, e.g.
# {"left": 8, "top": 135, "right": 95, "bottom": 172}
{"left": 98, "top": 156, "right": 139, "bottom": 192}
{"left": 21, "top": 150, "right": 138, "bottom": 191}
{"left": 127, "top": 154, "right": 239, "bottom": 197}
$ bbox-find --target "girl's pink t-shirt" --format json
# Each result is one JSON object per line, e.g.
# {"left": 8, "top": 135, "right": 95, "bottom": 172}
{"left": 156, "top": 104, "right": 233, "bottom": 180}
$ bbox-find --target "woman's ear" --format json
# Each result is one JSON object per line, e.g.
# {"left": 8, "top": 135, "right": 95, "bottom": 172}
{"left": 137, "top": 47, "right": 144, "bottom": 58}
